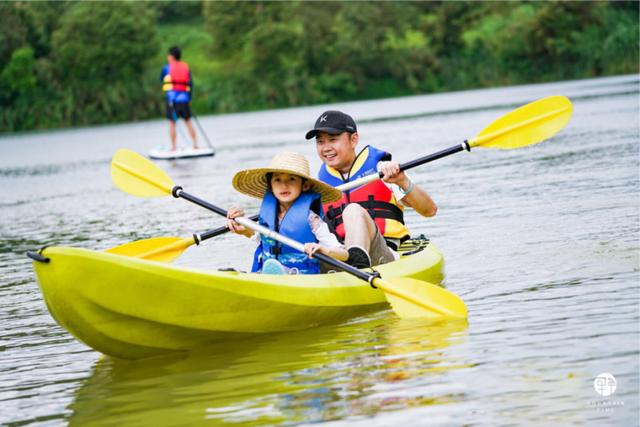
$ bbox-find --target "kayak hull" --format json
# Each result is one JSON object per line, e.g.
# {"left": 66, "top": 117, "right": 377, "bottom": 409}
{"left": 148, "top": 147, "right": 215, "bottom": 160}
{"left": 33, "top": 240, "right": 444, "bottom": 359}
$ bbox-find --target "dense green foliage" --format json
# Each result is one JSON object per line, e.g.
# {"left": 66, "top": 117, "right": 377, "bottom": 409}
{"left": 202, "top": 1, "right": 639, "bottom": 111}
{"left": 1, "top": 1, "right": 157, "bottom": 131}
{"left": 52, "top": 2, "right": 158, "bottom": 123}
{"left": 1, "top": 1, "right": 637, "bottom": 132}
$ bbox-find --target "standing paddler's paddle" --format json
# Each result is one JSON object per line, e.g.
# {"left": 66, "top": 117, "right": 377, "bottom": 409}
{"left": 109, "top": 95, "right": 572, "bottom": 263}
{"left": 192, "top": 111, "right": 216, "bottom": 152}
{"left": 111, "top": 148, "right": 467, "bottom": 320}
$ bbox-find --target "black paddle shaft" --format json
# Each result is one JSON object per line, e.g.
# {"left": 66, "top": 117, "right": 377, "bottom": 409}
{"left": 311, "top": 252, "right": 377, "bottom": 283}
{"left": 390, "top": 141, "right": 470, "bottom": 177}
{"left": 199, "top": 214, "right": 259, "bottom": 241}
{"left": 173, "top": 187, "right": 378, "bottom": 284}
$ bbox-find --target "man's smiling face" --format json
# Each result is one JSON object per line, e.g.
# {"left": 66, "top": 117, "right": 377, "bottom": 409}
{"left": 315, "top": 131, "right": 358, "bottom": 174}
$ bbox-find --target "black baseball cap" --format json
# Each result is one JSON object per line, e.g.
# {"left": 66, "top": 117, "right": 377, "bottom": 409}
{"left": 305, "top": 110, "right": 357, "bottom": 140}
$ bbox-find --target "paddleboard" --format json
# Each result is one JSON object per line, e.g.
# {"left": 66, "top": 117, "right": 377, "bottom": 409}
{"left": 148, "top": 147, "right": 215, "bottom": 160}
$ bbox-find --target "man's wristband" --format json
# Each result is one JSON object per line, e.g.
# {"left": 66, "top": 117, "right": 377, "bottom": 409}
{"left": 399, "top": 179, "right": 414, "bottom": 196}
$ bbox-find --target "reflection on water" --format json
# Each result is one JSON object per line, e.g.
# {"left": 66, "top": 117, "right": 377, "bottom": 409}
{"left": 67, "top": 315, "right": 468, "bottom": 426}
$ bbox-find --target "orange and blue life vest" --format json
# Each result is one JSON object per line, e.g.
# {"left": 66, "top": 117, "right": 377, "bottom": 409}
{"left": 251, "top": 190, "right": 323, "bottom": 274}
{"left": 161, "top": 61, "right": 192, "bottom": 104}
{"left": 318, "top": 145, "right": 410, "bottom": 244}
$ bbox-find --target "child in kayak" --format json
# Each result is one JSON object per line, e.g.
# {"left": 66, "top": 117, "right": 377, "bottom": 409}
{"left": 227, "top": 151, "right": 348, "bottom": 274}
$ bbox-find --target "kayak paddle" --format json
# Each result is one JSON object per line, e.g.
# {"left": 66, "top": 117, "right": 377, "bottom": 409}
{"left": 111, "top": 149, "right": 467, "bottom": 320}
{"left": 105, "top": 215, "right": 259, "bottom": 262}
{"left": 106, "top": 236, "right": 195, "bottom": 263}
{"left": 108, "top": 95, "right": 572, "bottom": 263}
{"left": 338, "top": 95, "right": 573, "bottom": 191}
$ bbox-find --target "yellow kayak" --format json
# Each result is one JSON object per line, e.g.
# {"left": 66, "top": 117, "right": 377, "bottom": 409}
{"left": 31, "top": 238, "right": 444, "bottom": 360}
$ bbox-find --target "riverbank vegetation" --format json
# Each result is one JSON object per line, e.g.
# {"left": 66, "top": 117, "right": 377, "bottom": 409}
{"left": 1, "top": 1, "right": 637, "bottom": 132}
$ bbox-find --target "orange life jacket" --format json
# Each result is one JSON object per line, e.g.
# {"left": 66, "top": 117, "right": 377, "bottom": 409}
{"left": 162, "top": 61, "right": 191, "bottom": 92}
{"left": 318, "top": 145, "right": 410, "bottom": 243}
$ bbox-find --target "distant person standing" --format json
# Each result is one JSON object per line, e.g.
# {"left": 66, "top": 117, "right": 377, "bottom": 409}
{"left": 160, "top": 46, "right": 198, "bottom": 151}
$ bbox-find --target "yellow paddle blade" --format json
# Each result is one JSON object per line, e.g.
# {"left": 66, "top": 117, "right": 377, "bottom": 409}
{"left": 105, "top": 236, "right": 195, "bottom": 263}
{"left": 111, "top": 148, "right": 174, "bottom": 198}
{"left": 469, "top": 95, "right": 573, "bottom": 149}
{"left": 374, "top": 277, "right": 468, "bottom": 320}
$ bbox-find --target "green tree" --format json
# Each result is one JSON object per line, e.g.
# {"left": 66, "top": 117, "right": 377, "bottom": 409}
{"left": 204, "top": 1, "right": 310, "bottom": 110}
{"left": 2, "top": 0, "right": 638, "bottom": 132}
{"left": 330, "top": 1, "right": 438, "bottom": 95}
{"left": 459, "top": 1, "right": 638, "bottom": 84}
{"left": 151, "top": 0, "right": 203, "bottom": 24}
{"left": 51, "top": 1, "right": 159, "bottom": 125}
{"left": 19, "top": 1, "right": 70, "bottom": 59}
{"left": 0, "top": 47, "right": 39, "bottom": 130}
{"left": 0, "top": 2, "right": 28, "bottom": 66}
{"left": 0, "top": 47, "right": 37, "bottom": 100}
{"left": 203, "top": 1, "right": 440, "bottom": 107}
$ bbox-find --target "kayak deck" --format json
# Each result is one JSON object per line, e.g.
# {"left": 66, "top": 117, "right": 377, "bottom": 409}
{"left": 32, "top": 238, "right": 444, "bottom": 359}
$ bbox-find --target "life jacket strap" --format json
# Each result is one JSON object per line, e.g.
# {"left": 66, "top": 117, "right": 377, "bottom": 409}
{"left": 163, "top": 80, "right": 191, "bottom": 86}
{"left": 327, "top": 200, "right": 405, "bottom": 229}
{"left": 326, "top": 205, "right": 338, "bottom": 237}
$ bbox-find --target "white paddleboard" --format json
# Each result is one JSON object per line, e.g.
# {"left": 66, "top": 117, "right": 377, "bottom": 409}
{"left": 148, "top": 146, "right": 215, "bottom": 160}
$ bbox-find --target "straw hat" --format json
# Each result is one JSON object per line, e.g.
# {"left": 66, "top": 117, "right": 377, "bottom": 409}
{"left": 232, "top": 151, "right": 342, "bottom": 203}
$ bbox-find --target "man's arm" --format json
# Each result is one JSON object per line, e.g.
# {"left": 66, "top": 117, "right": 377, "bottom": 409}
{"left": 396, "top": 179, "right": 437, "bottom": 217}
{"left": 378, "top": 161, "right": 437, "bottom": 218}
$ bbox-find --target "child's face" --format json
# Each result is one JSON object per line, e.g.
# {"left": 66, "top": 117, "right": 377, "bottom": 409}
{"left": 270, "top": 172, "right": 310, "bottom": 204}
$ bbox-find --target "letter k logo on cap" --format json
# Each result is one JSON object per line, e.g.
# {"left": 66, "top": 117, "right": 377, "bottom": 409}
{"left": 320, "top": 115, "right": 327, "bottom": 122}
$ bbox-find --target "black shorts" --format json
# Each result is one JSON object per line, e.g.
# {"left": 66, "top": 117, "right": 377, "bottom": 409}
{"left": 166, "top": 102, "right": 192, "bottom": 120}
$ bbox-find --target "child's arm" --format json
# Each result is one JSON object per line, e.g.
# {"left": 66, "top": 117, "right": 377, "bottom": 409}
{"left": 226, "top": 207, "right": 255, "bottom": 239}
{"left": 307, "top": 213, "right": 349, "bottom": 261}
{"left": 304, "top": 242, "right": 349, "bottom": 262}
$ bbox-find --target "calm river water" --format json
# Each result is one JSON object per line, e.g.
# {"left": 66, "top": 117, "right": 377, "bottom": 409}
{"left": 1, "top": 75, "right": 638, "bottom": 426}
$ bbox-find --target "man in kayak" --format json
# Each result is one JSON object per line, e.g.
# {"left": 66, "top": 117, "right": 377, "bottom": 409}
{"left": 306, "top": 111, "right": 437, "bottom": 268}
{"left": 160, "top": 46, "right": 198, "bottom": 151}
{"left": 226, "top": 151, "right": 349, "bottom": 274}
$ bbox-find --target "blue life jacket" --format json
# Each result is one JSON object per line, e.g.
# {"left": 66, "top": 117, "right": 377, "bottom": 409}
{"left": 251, "top": 190, "right": 323, "bottom": 274}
